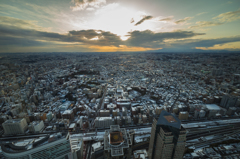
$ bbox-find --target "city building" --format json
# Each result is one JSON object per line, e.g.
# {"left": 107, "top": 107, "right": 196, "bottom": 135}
{"left": 28, "top": 120, "right": 44, "bottom": 133}
{"left": 2, "top": 133, "right": 72, "bottom": 159}
{"left": 205, "top": 104, "right": 221, "bottom": 118}
{"left": 69, "top": 135, "right": 84, "bottom": 159}
{"left": 148, "top": 110, "right": 186, "bottom": 159}
{"left": 2, "top": 118, "right": 28, "bottom": 135}
{"left": 62, "top": 109, "right": 74, "bottom": 121}
{"left": 95, "top": 117, "right": 114, "bottom": 128}
{"left": 133, "top": 149, "right": 148, "bottom": 159}
{"left": 220, "top": 95, "right": 238, "bottom": 109}
{"left": 91, "top": 142, "right": 104, "bottom": 159}
{"left": 178, "top": 111, "right": 189, "bottom": 120}
{"left": 104, "top": 125, "right": 132, "bottom": 159}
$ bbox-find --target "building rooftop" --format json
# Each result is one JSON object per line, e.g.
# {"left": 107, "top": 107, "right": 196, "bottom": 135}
{"left": 109, "top": 131, "right": 123, "bottom": 145}
{"left": 92, "top": 142, "right": 102, "bottom": 152}
{"left": 157, "top": 110, "right": 181, "bottom": 129}
{"left": 4, "top": 118, "right": 23, "bottom": 124}
{"left": 133, "top": 149, "right": 148, "bottom": 159}
{"left": 206, "top": 104, "right": 221, "bottom": 111}
{"left": 104, "top": 125, "right": 131, "bottom": 157}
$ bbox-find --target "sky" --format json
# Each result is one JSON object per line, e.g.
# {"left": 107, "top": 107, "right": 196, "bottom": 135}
{"left": 0, "top": 0, "right": 240, "bottom": 53}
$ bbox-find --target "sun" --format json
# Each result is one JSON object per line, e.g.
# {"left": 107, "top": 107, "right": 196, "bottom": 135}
{"left": 86, "top": 3, "right": 155, "bottom": 40}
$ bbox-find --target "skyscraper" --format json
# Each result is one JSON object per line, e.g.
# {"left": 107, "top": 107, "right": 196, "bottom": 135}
{"left": 220, "top": 95, "right": 238, "bottom": 109}
{"left": 148, "top": 110, "right": 186, "bottom": 159}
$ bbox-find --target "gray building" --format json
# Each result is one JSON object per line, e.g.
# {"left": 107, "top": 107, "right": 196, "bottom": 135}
{"left": 2, "top": 118, "right": 28, "bottom": 135}
{"left": 2, "top": 134, "right": 72, "bottom": 159}
{"left": 148, "top": 111, "right": 186, "bottom": 159}
{"left": 220, "top": 95, "right": 238, "bottom": 109}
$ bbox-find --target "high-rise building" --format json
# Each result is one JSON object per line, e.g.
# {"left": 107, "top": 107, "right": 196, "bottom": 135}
{"left": 220, "top": 95, "right": 238, "bottom": 109}
{"left": 148, "top": 110, "right": 186, "bottom": 159}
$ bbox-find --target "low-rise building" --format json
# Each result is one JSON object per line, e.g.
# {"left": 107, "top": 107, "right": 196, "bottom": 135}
{"left": 28, "top": 120, "right": 44, "bottom": 133}
{"left": 104, "top": 125, "right": 132, "bottom": 159}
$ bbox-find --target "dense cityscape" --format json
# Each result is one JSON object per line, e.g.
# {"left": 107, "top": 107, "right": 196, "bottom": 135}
{"left": 1, "top": 0, "right": 240, "bottom": 158}
{"left": 0, "top": 52, "right": 240, "bottom": 159}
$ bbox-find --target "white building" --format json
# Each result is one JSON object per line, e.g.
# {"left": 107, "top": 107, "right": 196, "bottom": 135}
{"left": 206, "top": 104, "right": 221, "bottom": 118}
{"left": 69, "top": 136, "right": 84, "bottom": 159}
{"left": 95, "top": 117, "right": 114, "bottom": 128}
{"left": 28, "top": 120, "right": 44, "bottom": 133}
{"left": 59, "top": 101, "right": 71, "bottom": 111}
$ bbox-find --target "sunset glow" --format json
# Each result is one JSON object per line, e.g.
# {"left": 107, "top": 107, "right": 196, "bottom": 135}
{"left": 0, "top": 0, "right": 240, "bottom": 52}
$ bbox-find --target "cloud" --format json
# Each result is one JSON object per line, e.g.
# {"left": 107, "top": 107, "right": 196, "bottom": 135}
{"left": 0, "top": 23, "right": 122, "bottom": 47}
{"left": 69, "top": 30, "right": 122, "bottom": 46}
{"left": 89, "top": 45, "right": 161, "bottom": 52}
{"left": 175, "top": 17, "right": 192, "bottom": 24}
{"left": 150, "top": 36, "right": 240, "bottom": 52}
{"left": 197, "top": 12, "right": 207, "bottom": 16}
{"left": 0, "top": 16, "right": 36, "bottom": 28}
{"left": 126, "top": 30, "right": 205, "bottom": 48}
{"left": 69, "top": 30, "right": 99, "bottom": 39}
{"left": 94, "top": 3, "right": 119, "bottom": 15}
{"left": 189, "top": 21, "right": 223, "bottom": 28}
{"left": 159, "top": 16, "right": 174, "bottom": 22}
{"left": 190, "top": 10, "right": 240, "bottom": 29}
{"left": 0, "top": 16, "right": 48, "bottom": 31}
{"left": 0, "top": 36, "right": 47, "bottom": 46}
{"left": 130, "top": 18, "right": 134, "bottom": 23}
{"left": 213, "top": 10, "right": 240, "bottom": 22}
{"left": 0, "top": 19, "right": 206, "bottom": 49}
{"left": 192, "top": 36, "right": 240, "bottom": 47}
{"left": 172, "top": 36, "right": 240, "bottom": 48}
{"left": 71, "top": 0, "right": 106, "bottom": 11}
{"left": 86, "top": 7, "right": 95, "bottom": 11}
{"left": 135, "top": 15, "right": 153, "bottom": 26}
{"left": 2, "top": 16, "right": 240, "bottom": 51}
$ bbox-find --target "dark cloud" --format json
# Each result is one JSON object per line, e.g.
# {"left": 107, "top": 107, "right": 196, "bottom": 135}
{"left": 189, "top": 21, "right": 223, "bottom": 28}
{"left": 135, "top": 15, "right": 153, "bottom": 26}
{"left": 69, "top": 30, "right": 99, "bottom": 39}
{"left": 0, "top": 24, "right": 122, "bottom": 47}
{"left": 0, "top": 24, "right": 64, "bottom": 40}
{"left": 175, "top": 17, "right": 192, "bottom": 24}
{"left": 126, "top": 30, "right": 205, "bottom": 47}
{"left": 68, "top": 30, "right": 122, "bottom": 46}
{"left": 0, "top": 36, "right": 46, "bottom": 46}
{"left": 1, "top": 17, "right": 240, "bottom": 51}
{"left": 149, "top": 36, "right": 240, "bottom": 52}
{"left": 182, "top": 36, "right": 240, "bottom": 48}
